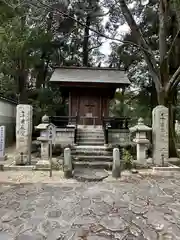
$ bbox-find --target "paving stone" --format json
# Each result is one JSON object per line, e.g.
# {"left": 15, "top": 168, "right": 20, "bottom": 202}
{"left": 20, "top": 211, "right": 32, "bottom": 220}
{"left": 145, "top": 209, "right": 170, "bottom": 231}
{"left": 47, "top": 209, "right": 62, "bottom": 218}
{"left": 46, "top": 229, "right": 65, "bottom": 240}
{"left": 142, "top": 228, "right": 158, "bottom": 240}
{"left": 87, "top": 236, "right": 112, "bottom": 240}
{"left": 40, "top": 220, "right": 61, "bottom": 235}
{"left": 10, "top": 218, "right": 24, "bottom": 228}
{"left": 73, "top": 216, "right": 97, "bottom": 226}
{"left": 100, "top": 215, "right": 128, "bottom": 232}
{"left": 0, "top": 232, "right": 13, "bottom": 240}
{"left": 1, "top": 210, "right": 19, "bottom": 223}
{"left": 90, "top": 202, "right": 111, "bottom": 216}
{"left": 129, "top": 225, "right": 142, "bottom": 237}
{"left": 74, "top": 168, "right": 108, "bottom": 181}
{"left": 131, "top": 205, "right": 148, "bottom": 215}
{"left": 0, "top": 173, "right": 179, "bottom": 239}
{"left": 15, "top": 233, "right": 34, "bottom": 240}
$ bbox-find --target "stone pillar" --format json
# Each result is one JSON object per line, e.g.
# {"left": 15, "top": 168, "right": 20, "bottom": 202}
{"left": 41, "top": 142, "right": 49, "bottom": 160}
{"left": 112, "top": 148, "right": 121, "bottom": 178}
{"left": 63, "top": 148, "right": 73, "bottom": 178}
{"left": 36, "top": 140, "right": 50, "bottom": 169}
{"left": 16, "top": 105, "right": 33, "bottom": 164}
{"left": 152, "top": 105, "right": 169, "bottom": 166}
{"left": 137, "top": 144, "right": 147, "bottom": 164}
{"left": 0, "top": 126, "right": 5, "bottom": 161}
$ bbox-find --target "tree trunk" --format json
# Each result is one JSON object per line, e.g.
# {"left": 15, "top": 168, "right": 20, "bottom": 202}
{"left": 18, "top": 74, "right": 28, "bottom": 104}
{"left": 150, "top": 80, "right": 158, "bottom": 113}
{"left": 35, "top": 12, "right": 52, "bottom": 89}
{"left": 82, "top": 15, "right": 91, "bottom": 66}
{"left": 168, "top": 101, "right": 177, "bottom": 157}
{"left": 17, "top": 59, "right": 28, "bottom": 104}
{"left": 156, "top": 89, "right": 178, "bottom": 157}
{"left": 35, "top": 57, "right": 50, "bottom": 89}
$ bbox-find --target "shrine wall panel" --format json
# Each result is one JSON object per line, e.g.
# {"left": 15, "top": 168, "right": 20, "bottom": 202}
{"left": 0, "top": 99, "right": 16, "bottom": 146}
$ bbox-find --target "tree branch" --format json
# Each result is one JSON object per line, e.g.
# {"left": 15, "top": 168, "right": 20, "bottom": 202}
{"left": 26, "top": 0, "right": 156, "bottom": 55}
{"left": 118, "top": 0, "right": 161, "bottom": 91}
{"left": 88, "top": 42, "right": 103, "bottom": 52}
{"left": 165, "top": 65, "right": 180, "bottom": 93}
{"left": 159, "top": 0, "right": 169, "bottom": 86}
{"left": 167, "top": 28, "right": 180, "bottom": 58}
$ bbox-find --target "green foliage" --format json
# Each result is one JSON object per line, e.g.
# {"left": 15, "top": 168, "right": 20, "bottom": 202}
{"left": 122, "top": 148, "right": 133, "bottom": 170}
{"left": 28, "top": 88, "right": 67, "bottom": 126}
{"left": 1, "top": 0, "right": 180, "bottom": 134}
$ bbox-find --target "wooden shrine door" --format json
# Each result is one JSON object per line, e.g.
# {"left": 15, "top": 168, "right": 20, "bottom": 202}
{"left": 79, "top": 95, "right": 100, "bottom": 125}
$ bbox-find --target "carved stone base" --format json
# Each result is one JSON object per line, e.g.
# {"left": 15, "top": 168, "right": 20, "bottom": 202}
{"left": 15, "top": 154, "right": 28, "bottom": 165}
{"left": 36, "top": 160, "right": 50, "bottom": 169}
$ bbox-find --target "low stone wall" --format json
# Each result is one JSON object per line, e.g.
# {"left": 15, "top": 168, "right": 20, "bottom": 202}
{"left": 108, "top": 129, "right": 130, "bottom": 147}
{"left": 0, "top": 97, "right": 16, "bottom": 147}
{"left": 56, "top": 128, "right": 75, "bottom": 146}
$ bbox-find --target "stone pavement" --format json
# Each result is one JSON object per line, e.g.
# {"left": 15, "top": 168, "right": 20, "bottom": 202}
{"left": 0, "top": 172, "right": 180, "bottom": 239}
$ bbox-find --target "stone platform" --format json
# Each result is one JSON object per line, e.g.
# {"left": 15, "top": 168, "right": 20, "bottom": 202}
{"left": 0, "top": 171, "right": 180, "bottom": 239}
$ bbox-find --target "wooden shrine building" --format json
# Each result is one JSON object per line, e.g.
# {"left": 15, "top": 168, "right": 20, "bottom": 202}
{"left": 50, "top": 66, "right": 130, "bottom": 127}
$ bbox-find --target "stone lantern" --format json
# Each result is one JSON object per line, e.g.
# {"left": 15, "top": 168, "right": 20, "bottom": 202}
{"left": 35, "top": 115, "right": 56, "bottom": 169}
{"left": 129, "top": 118, "right": 152, "bottom": 164}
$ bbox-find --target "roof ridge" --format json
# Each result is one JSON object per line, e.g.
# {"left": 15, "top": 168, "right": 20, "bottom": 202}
{"left": 53, "top": 66, "right": 125, "bottom": 71}
{"left": 50, "top": 68, "right": 130, "bottom": 85}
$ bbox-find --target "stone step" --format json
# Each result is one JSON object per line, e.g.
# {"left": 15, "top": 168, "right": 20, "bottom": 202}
{"left": 73, "top": 161, "right": 112, "bottom": 169}
{"left": 72, "top": 151, "right": 112, "bottom": 156}
{"left": 73, "top": 145, "right": 111, "bottom": 150}
{"left": 77, "top": 133, "right": 104, "bottom": 138}
{"left": 77, "top": 128, "right": 103, "bottom": 131}
{"left": 76, "top": 142, "right": 104, "bottom": 146}
{"left": 72, "top": 148, "right": 112, "bottom": 156}
{"left": 77, "top": 136, "right": 104, "bottom": 141}
{"left": 77, "top": 138, "right": 104, "bottom": 143}
{"left": 73, "top": 155, "right": 113, "bottom": 162}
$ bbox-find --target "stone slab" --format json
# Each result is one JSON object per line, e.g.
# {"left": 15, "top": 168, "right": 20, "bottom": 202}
{"left": 152, "top": 105, "right": 169, "bottom": 165}
{"left": 153, "top": 166, "right": 180, "bottom": 172}
{"left": 3, "top": 165, "right": 35, "bottom": 171}
{"left": 73, "top": 168, "right": 109, "bottom": 181}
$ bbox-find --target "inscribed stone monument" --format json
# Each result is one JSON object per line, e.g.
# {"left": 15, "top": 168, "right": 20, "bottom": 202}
{"left": 152, "top": 105, "right": 169, "bottom": 165}
{"left": 16, "top": 104, "right": 33, "bottom": 156}
{"left": 0, "top": 126, "right": 5, "bottom": 160}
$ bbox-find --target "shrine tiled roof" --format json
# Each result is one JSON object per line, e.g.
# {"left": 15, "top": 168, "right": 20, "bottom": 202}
{"left": 50, "top": 67, "right": 130, "bottom": 85}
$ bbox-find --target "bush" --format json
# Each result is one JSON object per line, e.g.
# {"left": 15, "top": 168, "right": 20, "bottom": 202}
{"left": 122, "top": 148, "right": 133, "bottom": 170}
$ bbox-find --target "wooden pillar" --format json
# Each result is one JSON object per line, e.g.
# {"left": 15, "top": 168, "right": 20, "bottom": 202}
{"left": 100, "top": 95, "right": 102, "bottom": 124}
{"left": 76, "top": 96, "right": 79, "bottom": 114}
{"left": 69, "top": 91, "right": 71, "bottom": 117}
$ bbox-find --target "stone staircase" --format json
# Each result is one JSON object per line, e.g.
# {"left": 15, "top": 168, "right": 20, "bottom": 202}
{"left": 72, "top": 126, "right": 113, "bottom": 169}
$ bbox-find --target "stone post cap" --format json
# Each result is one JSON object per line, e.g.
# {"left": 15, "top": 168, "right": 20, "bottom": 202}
{"left": 129, "top": 118, "right": 152, "bottom": 133}
{"left": 35, "top": 123, "right": 49, "bottom": 130}
{"left": 42, "top": 114, "right": 49, "bottom": 123}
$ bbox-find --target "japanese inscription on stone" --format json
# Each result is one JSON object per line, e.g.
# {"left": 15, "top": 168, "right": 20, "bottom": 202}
{"left": 0, "top": 126, "right": 5, "bottom": 159}
{"left": 16, "top": 104, "right": 33, "bottom": 152}
{"left": 152, "top": 105, "right": 169, "bottom": 165}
